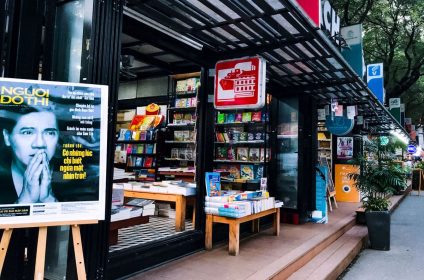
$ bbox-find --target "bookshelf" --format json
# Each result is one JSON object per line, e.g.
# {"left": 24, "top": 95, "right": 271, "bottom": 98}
{"left": 159, "top": 75, "right": 200, "bottom": 182}
{"left": 213, "top": 108, "right": 270, "bottom": 191}
{"left": 317, "top": 121, "right": 332, "bottom": 166}
{"left": 114, "top": 128, "right": 163, "bottom": 182}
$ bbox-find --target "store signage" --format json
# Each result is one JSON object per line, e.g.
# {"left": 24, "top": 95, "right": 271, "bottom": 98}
{"left": 367, "top": 63, "right": 385, "bottom": 104}
{"left": 321, "top": 0, "right": 340, "bottom": 41}
{"left": 0, "top": 78, "right": 108, "bottom": 225}
{"left": 341, "top": 24, "right": 365, "bottom": 78}
{"left": 214, "top": 57, "right": 266, "bottom": 110}
{"left": 326, "top": 115, "right": 354, "bottom": 136}
{"left": 389, "top": 98, "right": 401, "bottom": 123}
{"left": 335, "top": 164, "right": 360, "bottom": 202}
{"left": 293, "top": 0, "right": 321, "bottom": 27}
{"left": 408, "top": 145, "right": 417, "bottom": 154}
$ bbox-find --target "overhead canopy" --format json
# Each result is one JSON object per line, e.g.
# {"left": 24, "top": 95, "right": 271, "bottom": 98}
{"left": 122, "top": 0, "right": 409, "bottom": 138}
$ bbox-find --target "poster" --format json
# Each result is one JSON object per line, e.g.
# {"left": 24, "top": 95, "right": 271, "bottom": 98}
{"left": 334, "top": 164, "right": 360, "bottom": 202}
{"left": 0, "top": 78, "right": 108, "bottom": 225}
{"left": 337, "top": 137, "right": 353, "bottom": 159}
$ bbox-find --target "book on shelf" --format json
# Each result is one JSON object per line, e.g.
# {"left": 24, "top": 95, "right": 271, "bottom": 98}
{"left": 242, "top": 112, "right": 252, "bottom": 122}
{"left": 240, "top": 165, "right": 254, "bottom": 180}
{"left": 226, "top": 113, "right": 235, "bottom": 123}
{"left": 249, "top": 148, "right": 260, "bottom": 161}
{"left": 217, "top": 112, "right": 225, "bottom": 124}
{"left": 227, "top": 147, "right": 236, "bottom": 160}
{"left": 228, "top": 165, "right": 241, "bottom": 179}
{"left": 252, "top": 111, "right": 261, "bottom": 122}
{"left": 216, "top": 147, "right": 227, "bottom": 160}
{"left": 205, "top": 172, "right": 221, "bottom": 197}
{"left": 235, "top": 113, "right": 242, "bottom": 122}
{"left": 236, "top": 147, "right": 249, "bottom": 161}
{"left": 144, "top": 157, "right": 154, "bottom": 168}
{"left": 176, "top": 79, "right": 187, "bottom": 92}
{"left": 126, "top": 198, "right": 155, "bottom": 207}
{"left": 145, "top": 144, "right": 155, "bottom": 154}
{"left": 216, "top": 132, "right": 225, "bottom": 143}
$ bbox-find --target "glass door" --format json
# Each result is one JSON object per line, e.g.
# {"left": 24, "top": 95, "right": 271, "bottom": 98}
{"left": 275, "top": 98, "right": 299, "bottom": 209}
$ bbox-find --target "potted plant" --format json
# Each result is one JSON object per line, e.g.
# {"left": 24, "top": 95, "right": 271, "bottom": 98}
{"left": 349, "top": 137, "right": 407, "bottom": 250}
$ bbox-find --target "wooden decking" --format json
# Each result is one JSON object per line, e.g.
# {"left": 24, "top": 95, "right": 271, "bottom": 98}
{"left": 126, "top": 194, "right": 407, "bottom": 280}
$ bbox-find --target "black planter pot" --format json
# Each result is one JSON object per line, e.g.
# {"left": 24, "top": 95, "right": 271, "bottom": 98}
{"left": 365, "top": 211, "right": 390, "bottom": 250}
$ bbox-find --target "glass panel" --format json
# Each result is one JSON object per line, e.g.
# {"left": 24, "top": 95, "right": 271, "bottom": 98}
{"left": 45, "top": 1, "right": 93, "bottom": 279}
{"left": 276, "top": 98, "right": 298, "bottom": 209}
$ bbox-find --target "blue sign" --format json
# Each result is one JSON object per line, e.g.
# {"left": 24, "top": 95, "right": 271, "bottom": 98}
{"left": 407, "top": 145, "right": 417, "bottom": 154}
{"left": 326, "top": 116, "right": 354, "bottom": 136}
{"left": 367, "top": 63, "right": 385, "bottom": 104}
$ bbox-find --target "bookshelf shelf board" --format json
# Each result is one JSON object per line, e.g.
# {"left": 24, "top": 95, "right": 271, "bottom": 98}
{"left": 318, "top": 148, "right": 332, "bottom": 150}
{"left": 158, "top": 171, "right": 195, "bottom": 177}
{"left": 164, "top": 158, "right": 195, "bottom": 161}
{"left": 126, "top": 166, "right": 156, "bottom": 170}
{"left": 116, "top": 120, "right": 131, "bottom": 124}
{"left": 167, "top": 106, "right": 197, "bottom": 111}
{"left": 277, "top": 134, "right": 298, "bottom": 139}
{"left": 318, "top": 139, "right": 331, "bottom": 142}
{"left": 171, "top": 90, "right": 197, "bottom": 96}
{"left": 167, "top": 123, "right": 195, "bottom": 127}
{"left": 221, "top": 179, "right": 260, "bottom": 184}
{"left": 165, "top": 141, "right": 195, "bottom": 144}
{"left": 116, "top": 140, "right": 156, "bottom": 144}
{"left": 213, "top": 160, "right": 264, "bottom": 164}
{"left": 214, "top": 141, "right": 265, "bottom": 145}
{"left": 215, "top": 122, "right": 266, "bottom": 126}
{"left": 127, "top": 153, "right": 157, "bottom": 156}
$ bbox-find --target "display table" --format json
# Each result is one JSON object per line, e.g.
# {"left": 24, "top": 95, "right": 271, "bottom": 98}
{"left": 109, "top": 215, "right": 149, "bottom": 245}
{"left": 205, "top": 207, "right": 280, "bottom": 256}
{"left": 124, "top": 190, "right": 196, "bottom": 231}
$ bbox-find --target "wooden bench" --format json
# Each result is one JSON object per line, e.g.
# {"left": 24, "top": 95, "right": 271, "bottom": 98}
{"left": 109, "top": 215, "right": 149, "bottom": 245}
{"left": 205, "top": 208, "right": 280, "bottom": 256}
{"left": 124, "top": 190, "right": 196, "bottom": 231}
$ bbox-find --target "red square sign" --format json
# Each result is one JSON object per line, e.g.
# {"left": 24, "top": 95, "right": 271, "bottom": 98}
{"left": 214, "top": 57, "right": 266, "bottom": 110}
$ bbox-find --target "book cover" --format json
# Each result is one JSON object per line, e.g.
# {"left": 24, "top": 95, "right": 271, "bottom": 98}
{"left": 186, "top": 148, "right": 194, "bottom": 160}
{"left": 254, "top": 165, "right": 264, "bottom": 179}
{"left": 178, "top": 148, "right": 187, "bottom": 160}
{"left": 223, "top": 132, "right": 230, "bottom": 142}
{"left": 144, "top": 157, "right": 154, "bottom": 167}
{"left": 235, "top": 113, "right": 242, "bottom": 122}
{"left": 216, "top": 147, "right": 227, "bottom": 160}
{"left": 249, "top": 148, "right": 260, "bottom": 161}
{"left": 216, "top": 132, "right": 225, "bottom": 143}
{"left": 145, "top": 144, "right": 154, "bottom": 154}
{"left": 240, "top": 165, "right": 254, "bottom": 180}
{"left": 251, "top": 111, "right": 261, "bottom": 122}
{"left": 227, "top": 147, "right": 236, "bottom": 160}
{"left": 135, "top": 157, "right": 143, "bottom": 167}
{"left": 136, "top": 144, "right": 144, "bottom": 154}
{"left": 242, "top": 112, "right": 252, "bottom": 122}
{"left": 176, "top": 79, "right": 187, "bottom": 92}
{"left": 226, "top": 113, "right": 235, "bottom": 123}
{"left": 228, "top": 165, "right": 241, "bottom": 179}
{"left": 217, "top": 112, "right": 225, "bottom": 124}
{"left": 174, "top": 131, "right": 184, "bottom": 141}
{"left": 171, "top": 148, "right": 179, "bottom": 159}
{"left": 236, "top": 147, "right": 249, "bottom": 161}
{"left": 182, "top": 130, "right": 190, "bottom": 141}
{"left": 173, "top": 113, "right": 183, "bottom": 124}
{"left": 183, "top": 113, "right": 193, "bottom": 124}
{"left": 186, "top": 78, "right": 197, "bottom": 92}
{"left": 139, "top": 131, "right": 147, "bottom": 141}
{"left": 205, "top": 172, "right": 221, "bottom": 197}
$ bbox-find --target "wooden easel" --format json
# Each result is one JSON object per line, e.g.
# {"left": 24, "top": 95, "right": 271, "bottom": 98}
{"left": 0, "top": 220, "right": 97, "bottom": 280}
{"left": 322, "top": 158, "right": 338, "bottom": 211}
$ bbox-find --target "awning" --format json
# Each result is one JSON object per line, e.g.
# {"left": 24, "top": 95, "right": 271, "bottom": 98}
{"left": 122, "top": 0, "right": 409, "bottom": 138}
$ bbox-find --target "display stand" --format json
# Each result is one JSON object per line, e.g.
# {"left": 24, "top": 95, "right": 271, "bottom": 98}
{"left": 0, "top": 220, "right": 97, "bottom": 280}
{"left": 322, "top": 157, "right": 337, "bottom": 211}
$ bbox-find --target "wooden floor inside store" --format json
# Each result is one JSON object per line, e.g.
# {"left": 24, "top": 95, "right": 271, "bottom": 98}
{"left": 126, "top": 202, "right": 360, "bottom": 280}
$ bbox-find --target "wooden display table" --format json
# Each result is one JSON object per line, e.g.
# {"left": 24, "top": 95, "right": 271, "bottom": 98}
{"left": 124, "top": 190, "right": 196, "bottom": 231}
{"left": 109, "top": 215, "right": 149, "bottom": 245}
{"left": 205, "top": 207, "right": 280, "bottom": 256}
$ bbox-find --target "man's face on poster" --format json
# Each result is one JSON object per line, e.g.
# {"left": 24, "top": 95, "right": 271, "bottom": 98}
{"left": 3, "top": 112, "right": 59, "bottom": 166}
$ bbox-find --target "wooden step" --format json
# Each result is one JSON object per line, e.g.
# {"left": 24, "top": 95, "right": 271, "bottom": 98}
{"left": 287, "top": 226, "right": 368, "bottom": 280}
{"left": 246, "top": 215, "right": 356, "bottom": 280}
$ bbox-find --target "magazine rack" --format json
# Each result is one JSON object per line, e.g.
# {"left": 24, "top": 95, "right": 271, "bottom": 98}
{"left": 0, "top": 220, "right": 97, "bottom": 280}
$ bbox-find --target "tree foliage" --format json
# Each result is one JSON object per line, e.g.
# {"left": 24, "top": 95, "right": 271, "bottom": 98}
{"left": 332, "top": 0, "right": 424, "bottom": 125}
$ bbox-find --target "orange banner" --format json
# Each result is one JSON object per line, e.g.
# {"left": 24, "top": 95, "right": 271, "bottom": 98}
{"left": 334, "top": 164, "right": 360, "bottom": 202}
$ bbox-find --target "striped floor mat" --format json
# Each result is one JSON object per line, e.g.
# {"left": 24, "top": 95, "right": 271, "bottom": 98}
{"left": 109, "top": 216, "right": 194, "bottom": 253}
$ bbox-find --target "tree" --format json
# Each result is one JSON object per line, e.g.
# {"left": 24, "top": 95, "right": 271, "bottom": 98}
{"left": 332, "top": 0, "right": 424, "bottom": 125}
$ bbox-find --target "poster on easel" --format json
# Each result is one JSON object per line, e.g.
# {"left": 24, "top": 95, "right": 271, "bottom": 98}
{"left": 0, "top": 78, "right": 108, "bottom": 225}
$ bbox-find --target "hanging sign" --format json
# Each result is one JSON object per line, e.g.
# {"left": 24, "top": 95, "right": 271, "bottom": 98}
{"left": 367, "top": 63, "right": 385, "bottom": 104}
{"left": 214, "top": 57, "right": 266, "bottom": 110}
{"left": 326, "top": 115, "right": 354, "bottom": 136}
{"left": 0, "top": 78, "right": 108, "bottom": 225}
{"left": 337, "top": 137, "right": 353, "bottom": 159}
